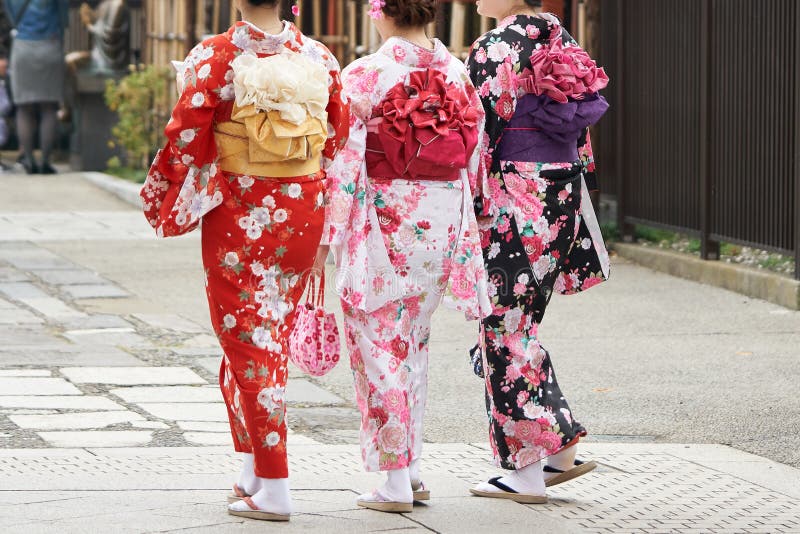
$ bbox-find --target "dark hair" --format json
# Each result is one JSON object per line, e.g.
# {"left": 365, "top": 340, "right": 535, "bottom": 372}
{"left": 524, "top": 0, "right": 543, "bottom": 6}
{"left": 382, "top": 0, "right": 437, "bottom": 28}
{"left": 247, "top": 0, "right": 280, "bottom": 6}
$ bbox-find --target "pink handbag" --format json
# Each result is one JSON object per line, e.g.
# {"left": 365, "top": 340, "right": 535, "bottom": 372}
{"left": 289, "top": 275, "right": 341, "bottom": 377}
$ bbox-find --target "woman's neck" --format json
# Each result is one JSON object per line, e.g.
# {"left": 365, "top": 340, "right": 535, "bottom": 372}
{"left": 386, "top": 27, "right": 434, "bottom": 50}
{"left": 240, "top": 7, "right": 283, "bottom": 35}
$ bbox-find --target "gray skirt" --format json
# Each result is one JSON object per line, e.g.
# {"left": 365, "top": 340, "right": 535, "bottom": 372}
{"left": 9, "top": 38, "right": 65, "bottom": 105}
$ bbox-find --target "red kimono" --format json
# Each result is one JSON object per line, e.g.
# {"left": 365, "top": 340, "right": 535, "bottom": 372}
{"left": 140, "top": 21, "right": 348, "bottom": 478}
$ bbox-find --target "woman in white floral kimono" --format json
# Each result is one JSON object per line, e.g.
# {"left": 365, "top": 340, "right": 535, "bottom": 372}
{"left": 140, "top": 0, "right": 348, "bottom": 522}
{"left": 316, "top": 0, "right": 490, "bottom": 513}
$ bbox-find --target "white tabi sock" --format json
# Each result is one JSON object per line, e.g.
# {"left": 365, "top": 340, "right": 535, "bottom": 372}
{"left": 409, "top": 458, "right": 422, "bottom": 489}
{"left": 498, "top": 461, "right": 546, "bottom": 496}
{"left": 545, "top": 444, "right": 578, "bottom": 481}
{"left": 228, "top": 477, "right": 292, "bottom": 515}
{"left": 378, "top": 468, "right": 413, "bottom": 503}
{"left": 236, "top": 453, "right": 260, "bottom": 496}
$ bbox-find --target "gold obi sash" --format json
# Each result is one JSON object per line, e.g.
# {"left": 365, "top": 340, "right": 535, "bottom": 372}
{"left": 214, "top": 104, "right": 327, "bottom": 177}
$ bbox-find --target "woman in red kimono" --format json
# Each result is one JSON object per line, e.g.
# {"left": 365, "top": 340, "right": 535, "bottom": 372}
{"left": 140, "top": 0, "right": 348, "bottom": 521}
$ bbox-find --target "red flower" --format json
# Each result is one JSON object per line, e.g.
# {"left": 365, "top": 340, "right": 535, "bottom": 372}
{"left": 390, "top": 335, "right": 410, "bottom": 360}
{"left": 376, "top": 205, "right": 401, "bottom": 233}
{"left": 495, "top": 92, "right": 515, "bottom": 121}
{"left": 417, "top": 220, "right": 431, "bottom": 230}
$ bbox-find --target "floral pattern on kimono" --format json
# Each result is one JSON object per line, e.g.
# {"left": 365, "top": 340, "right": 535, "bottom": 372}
{"left": 140, "top": 21, "right": 348, "bottom": 238}
{"left": 467, "top": 14, "right": 610, "bottom": 470}
{"left": 327, "top": 38, "right": 491, "bottom": 471}
{"left": 468, "top": 14, "right": 610, "bottom": 298}
{"left": 139, "top": 21, "right": 349, "bottom": 479}
{"left": 323, "top": 37, "right": 491, "bottom": 321}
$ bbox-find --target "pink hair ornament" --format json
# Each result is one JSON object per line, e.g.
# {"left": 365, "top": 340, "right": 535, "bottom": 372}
{"left": 368, "top": 0, "right": 385, "bottom": 19}
{"left": 291, "top": 3, "right": 299, "bottom": 16}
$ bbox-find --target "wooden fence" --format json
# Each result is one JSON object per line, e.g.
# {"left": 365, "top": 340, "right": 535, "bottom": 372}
{"left": 597, "top": 0, "right": 799, "bottom": 278}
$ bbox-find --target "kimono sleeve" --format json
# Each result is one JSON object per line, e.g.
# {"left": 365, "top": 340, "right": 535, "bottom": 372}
{"left": 578, "top": 125, "right": 599, "bottom": 192}
{"left": 140, "top": 40, "right": 226, "bottom": 237}
{"left": 322, "top": 66, "right": 350, "bottom": 162}
{"left": 320, "top": 65, "right": 369, "bottom": 247}
{"left": 464, "top": 80, "right": 490, "bottom": 215}
{"left": 466, "top": 37, "right": 516, "bottom": 217}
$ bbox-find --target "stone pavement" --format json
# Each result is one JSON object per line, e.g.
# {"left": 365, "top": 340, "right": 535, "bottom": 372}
{"left": 0, "top": 172, "right": 799, "bottom": 533}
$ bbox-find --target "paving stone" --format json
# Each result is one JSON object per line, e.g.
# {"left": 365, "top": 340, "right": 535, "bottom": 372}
{"left": 137, "top": 402, "right": 228, "bottom": 422}
{"left": 30, "top": 269, "right": 106, "bottom": 286}
{"left": 9, "top": 411, "right": 145, "bottom": 430}
{"left": 0, "top": 284, "right": 85, "bottom": 321}
{"left": 0, "top": 346, "right": 145, "bottom": 367}
{"left": 176, "top": 421, "right": 230, "bottom": 432}
{"left": 180, "top": 334, "right": 220, "bottom": 348}
{"left": 194, "top": 356, "right": 221, "bottom": 375}
{"left": 130, "top": 421, "right": 170, "bottom": 430}
{"left": 288, "top": 379, "right": 345, "bottom": 405}
{"left": 23, "top": 298, "right": 86, "bottom": 320}
{"left": 0, "top": 327, "right": 69, "bottom": 346}
{"left": 62, "top": 284, "right": 130, "bottom": 299}
{"left": 0, "top": 282, "right": 48, "bottom": 300}
{"left": 59, "top": 314, "right": 133, "bottom": 330}
{"left": 0, "top": 248, "right": 75, "bottom": 270}
{"left": 171, "top": 348, "right": 222, "bottom": 357}
{"left": 60, "top": 367, "right": 206, "bottom": 385}
{"left": 0, "top": 377, "right": 82, "bottom": 396}
{"left": 132, "top": 313, "right": 207, "bottom": 334}
{"left": 0, "top": 396, "right": 125, "bottom": 410}
{"left": 0, "top": 301, "right": 42, "bottom": 325}
{"left": 183, "top": 432, "right": 231, "bottom": 446}
{"left": 0, "top": 370, "right": 51, "bottom": 377}
{"left": 0, "top": 267, "right": 28, "bottom": 283}
{"left": 110, "top": 386, "right": 222, "bottom": 404}
{"left": 2, "top": 409, "right": 59, "bottom": 415}
{"left": 36, "top": 431, "right": 153, "bottom": 448}
{"left": 62, "top": 328, "right": 149, "bottom": 348}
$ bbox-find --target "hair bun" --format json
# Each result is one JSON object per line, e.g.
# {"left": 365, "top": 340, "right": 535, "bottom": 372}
{"left": 382, "top": 0, "right": 437, "bottom": 28}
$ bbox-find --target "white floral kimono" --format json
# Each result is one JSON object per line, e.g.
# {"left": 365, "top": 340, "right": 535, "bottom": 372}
{"left": 324, "top": 37, "right": 490, "bottom": 472}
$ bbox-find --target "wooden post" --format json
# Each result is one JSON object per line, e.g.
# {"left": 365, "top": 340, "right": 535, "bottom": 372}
{"left": 479, "top": 15, "right": 490, "bottom": 35}
{"left": 699, "top": 0, "right": 719, "bottom": 260}
{"left": 347, "top": 0, "right": 357, "bottom": 62}
{"left": 615, "top": 0, "right": 633, "bottom": 241}
{"left": 312, "top": 0, "right": 322, "bottom": 38}
{"left": 794, "top": 0, "right": 800, "bottom": 279}
{"left": 450, "top": 1, "right": 466, "bottom": 57}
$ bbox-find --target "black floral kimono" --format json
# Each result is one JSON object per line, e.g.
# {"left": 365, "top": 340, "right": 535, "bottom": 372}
{"left": 467, "top": 13, "right": 610, "bottom": 470}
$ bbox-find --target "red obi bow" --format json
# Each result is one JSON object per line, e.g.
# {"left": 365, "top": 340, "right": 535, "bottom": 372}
{"left": 366, "top": 69, "right": 480, "bottom": 181}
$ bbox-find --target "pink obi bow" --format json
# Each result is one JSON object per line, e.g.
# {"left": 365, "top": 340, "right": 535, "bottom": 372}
{"left": 366, "top": 69, "right": 480, "bottom": 181}
{"left": 518, "top": 29, "right": 609, "bottom": 103}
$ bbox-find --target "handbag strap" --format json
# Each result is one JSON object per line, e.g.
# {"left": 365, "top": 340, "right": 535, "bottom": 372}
{"left": 304, "top": 272, "right": 325, "bottom": 308}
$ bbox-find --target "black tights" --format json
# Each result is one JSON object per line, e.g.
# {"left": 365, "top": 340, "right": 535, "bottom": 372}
{"left": 16, "top": 102, "right": 58, "bottom": 164}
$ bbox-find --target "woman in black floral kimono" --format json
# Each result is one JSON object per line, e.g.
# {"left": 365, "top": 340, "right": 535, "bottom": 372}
{"left": 466, "top": 0, "right": 610, "bottom": 502}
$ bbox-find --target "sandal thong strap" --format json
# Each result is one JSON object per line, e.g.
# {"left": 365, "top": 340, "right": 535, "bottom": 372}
{"left": 242, "top": 496, "right": 260, "bottom": 511}
{"left": 232, "top": 484, "right": 249, "bottom": 498}
{"left": 543, "top": 458, "right": 586, "bottom": 474}
{"left": 487, "top": 476, "right": 518, "bottom": 494}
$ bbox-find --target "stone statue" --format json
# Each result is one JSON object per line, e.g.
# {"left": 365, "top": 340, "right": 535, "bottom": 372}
{"left": 67, "top": 0, "right": 131, "bottom": 75}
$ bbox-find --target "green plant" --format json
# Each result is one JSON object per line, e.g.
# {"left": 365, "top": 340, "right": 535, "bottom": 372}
{"left": 104, "top": 64, "right": 171, "bottom": 170}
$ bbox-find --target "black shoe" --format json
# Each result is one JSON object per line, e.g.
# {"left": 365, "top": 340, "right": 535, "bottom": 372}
{"left": 39, "top": 162, "right": 57, "bottom": 175}
{"left": 18, "top": 155, "right": 39, "bottom": 175}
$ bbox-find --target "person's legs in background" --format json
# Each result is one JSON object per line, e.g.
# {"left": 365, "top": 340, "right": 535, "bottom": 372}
{"left": 15, "top": 103, "right": 38, "bottom": 174}
{"left": 38, "top": 102, "right": 59, "bottom": 174}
